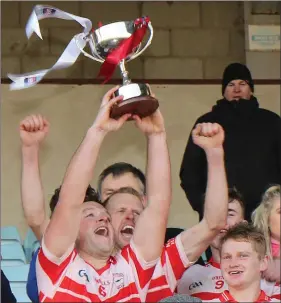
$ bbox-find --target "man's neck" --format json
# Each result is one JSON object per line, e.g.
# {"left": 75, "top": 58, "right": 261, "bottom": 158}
{"left": 79, "top": 250, "right": 109, "bottom": 270}
{"left": 228, "top": 281, "right": 261, "bottom": 302}
{"left": 210, "top": 246, "right": 220, "bottom": 263}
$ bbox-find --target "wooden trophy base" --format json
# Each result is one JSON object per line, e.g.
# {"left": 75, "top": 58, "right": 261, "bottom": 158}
{"left": 110, "top": 95, "right": 159, "bottom": 120}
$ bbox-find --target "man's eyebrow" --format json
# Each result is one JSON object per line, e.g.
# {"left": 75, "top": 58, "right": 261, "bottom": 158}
{"left": 104, "top": 188, "right": 114, "bottom": 193}
{"left": 228, "top": 208, "right": 237, "bottom": 213}
{"left": 222, "top": 252, "right": 231, "bottom": 256}
{"left": 82, "top": 208, "right": 94, "bottom": 213}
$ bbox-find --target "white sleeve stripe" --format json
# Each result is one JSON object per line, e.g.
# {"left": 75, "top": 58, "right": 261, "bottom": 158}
{"left": 129, "top": 239, "right": 159, "bottom": 269}
{"left": 36, "top": 260, "right": 57, "bottom": 298}
{"left": 56, "top": 287, "right": 92, "bottom": 302}
{"left": 37, "top": 248, "right": 77, "bottom": 299}
{"left": 147, "top": 285, "right": 171, "bottom": 293}
{"left": 164, "top": 250, "right": 177, "bottom": 290}
{"left": 175, "top": 235, "right": 192, "bottom": 268}
{"left": 117, "top": 293, "right": 142, "bottom": 302}
{"left": 128, "top": 255, "right": 151, "bottom": 302}
{"left": 41, "top": 236, "right": 75, "bottom": 265}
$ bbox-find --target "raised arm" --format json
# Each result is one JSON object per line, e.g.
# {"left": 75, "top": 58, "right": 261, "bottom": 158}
{"left": 20, "top": 115, "right": 50, "bottom": 241}
{"left": 180, "top": 123, "right": 228, "bottom": 263}
{"left": 179, "top": 122, "right": 207, "bottom": 216}
{"left": 132, "top": 107, "right": 171, "bottom": 262}
{"left": 44, "top": 87, "right": 131, "bottom": 258}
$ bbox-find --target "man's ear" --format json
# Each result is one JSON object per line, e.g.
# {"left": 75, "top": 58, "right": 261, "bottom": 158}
{"left": 260, "top": 255, "right": 269, "bottom": 272}
{"left": 141, "top": 195, "right": 148, "bottom": 208}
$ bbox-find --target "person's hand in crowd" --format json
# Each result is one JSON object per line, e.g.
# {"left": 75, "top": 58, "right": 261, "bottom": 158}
{"left": 192, "top": 122, "right": 224, "bottom": 152}
{"left": 91, "top": 86, "right": 131, "bottom": 134}
{"left": 262, "top": 258, "right": 281, "bottom": 283}
{"left": 20, "top": 114, "right": 49, "bottom": 147}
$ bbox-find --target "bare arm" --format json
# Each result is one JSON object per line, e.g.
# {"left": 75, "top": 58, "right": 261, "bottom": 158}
{"left": 180, "top": 120, "right": 208, "bottom": 215}
{"left": 44, "top": 87, "right": 131, "bottom": 258}
{"left": 132, "top": 109, "right": 171, "bottom": 262}
{"left": 21, "top": 146, "right": 49, "bottom": 241}
{"left": 44, "top": 128, "right": 106, "bottom": 257}
{"left": 180, "top": 123, "right": 228, "bottom": 263}
{"left": 20, "top": 115, "right": 50, "bottom": 241}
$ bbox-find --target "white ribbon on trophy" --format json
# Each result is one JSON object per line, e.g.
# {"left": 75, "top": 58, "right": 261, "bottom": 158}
{"left": 8, "top": 5, "right": 92, "bottom": 90}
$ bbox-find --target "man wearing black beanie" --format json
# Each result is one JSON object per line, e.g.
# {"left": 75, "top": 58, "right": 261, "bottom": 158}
{"left": 221, "top": 62, "right": 254, "bottom": 96}
{"left": 180, "top": 62, "right": 280, "bottom": 225}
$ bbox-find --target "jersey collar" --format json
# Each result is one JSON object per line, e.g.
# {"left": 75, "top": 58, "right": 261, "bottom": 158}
{"left": 208, "top": 257, "right": 221, "bottom": 269}
{"left": 218, "top": 290, "right": 270, "bottom": 302}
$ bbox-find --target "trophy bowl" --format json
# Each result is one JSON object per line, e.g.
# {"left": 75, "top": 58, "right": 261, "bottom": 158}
{"left": 78, "top": 19, "right": 159, "bottom": 119}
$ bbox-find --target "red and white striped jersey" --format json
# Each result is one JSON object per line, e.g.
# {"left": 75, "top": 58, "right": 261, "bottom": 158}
{"left": 177, "top": 258, "right": 281, "bottom": 301}
{"left": 146, "top": 235, "right": 192, "bottom": 302}
{"left": 36, "top": 239, "right": 157, "bottom": 302}
{"left": 208, "top": 290, "right": 280, "bottom": 302}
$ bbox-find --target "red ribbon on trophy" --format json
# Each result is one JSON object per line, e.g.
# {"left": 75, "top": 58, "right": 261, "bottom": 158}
{"left": 98, "top": 17, "right": 150, "bottom": 83}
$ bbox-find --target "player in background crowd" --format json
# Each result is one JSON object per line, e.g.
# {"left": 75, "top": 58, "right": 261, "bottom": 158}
{"left": 208, "top": 223, "right": 280, "bottom": 302}
{"left": 177, "top": 188, "right": 280, "bottom": 300}
{"left": 252, "top": 185, "right": 280, "bottom": 283}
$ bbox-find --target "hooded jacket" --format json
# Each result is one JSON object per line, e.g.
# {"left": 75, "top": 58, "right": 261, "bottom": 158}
{"left": 180, "top": 96, "right": 281, "bottom": 221}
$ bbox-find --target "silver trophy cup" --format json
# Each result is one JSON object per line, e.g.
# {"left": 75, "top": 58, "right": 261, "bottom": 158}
{"left": 75, "top": 19, "right": 159, "bottom": 119}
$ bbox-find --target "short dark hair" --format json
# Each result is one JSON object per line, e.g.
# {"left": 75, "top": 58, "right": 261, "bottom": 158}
{"left": 202, "top": 187, "right": 245, "bottom": 217}
{"left": 228, "top": 187, "right": 245, "bottom": 218}
{"left": 220, "top": 222, "right": 266, "bottom": 259}
{"left": 103, "top": 186, "right": 143, "bottom": 209}
{"left": 49, "top": 184, "right": 100, "bottom": 214}
{"left": 97, "top": 162, "right": 146, "bottom": 197}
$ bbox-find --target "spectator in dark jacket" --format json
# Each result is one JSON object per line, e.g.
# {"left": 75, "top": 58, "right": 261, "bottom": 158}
{"left": 180, "top": 63, "right": 280, "bottom": 222}
{"left": 1, "top": 270, "right": 17, "bottom": 303}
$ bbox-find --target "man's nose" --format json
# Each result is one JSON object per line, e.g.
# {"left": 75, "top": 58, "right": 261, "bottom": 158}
{"left": 98, "top": 215, "right": 109, "bottom": 223}
{"left": 125, "top": 211, "right": 134, "bottom": 220}
{"left": 234, "top": 85, "right": 241, "bottom": 92}
{"left": 229, "top": 259, "right": 239, "bottom": 267}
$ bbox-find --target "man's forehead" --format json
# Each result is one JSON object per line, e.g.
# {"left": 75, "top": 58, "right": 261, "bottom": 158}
{"left": 106, "top": 193, "right": 143, "bottom": 209}
{"left": 228, "top": 200, "right": 242, "bottom": 212}
{"left": 222, "top": 239, "right": 252, "bottom": 251}
{"left": 102, "top": 172, "right": 142, "bottom": 188}
{"left": 82, "top": 202, "right": 105, "bottom": 211}
{"left": 229, "top": 79, "right": 247, "bottom": 84}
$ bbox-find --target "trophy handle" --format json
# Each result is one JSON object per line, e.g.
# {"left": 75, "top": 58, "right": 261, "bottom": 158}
{"left": 126, "top": 21, "right": 153, "bottom": 62}
{"left": 74, "top": 34, "right": 104, "bottom": 63}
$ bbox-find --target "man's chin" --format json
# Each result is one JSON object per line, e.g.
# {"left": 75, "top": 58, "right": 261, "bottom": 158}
{"left": 226, "top": 279, "right": 245, "bottom": 289}
{"left": 119, "top": 234, "right": 132, "bottom": 248}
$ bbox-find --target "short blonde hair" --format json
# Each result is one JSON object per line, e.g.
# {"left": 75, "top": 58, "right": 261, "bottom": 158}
{"left": 220, "top": 222, "right": 266, "bottom": 259}
{"left": 252, "top": 185, "right": 280, "bottom": 258}
{"left": 103, "top": 186, "right": 143, "bottom": 208}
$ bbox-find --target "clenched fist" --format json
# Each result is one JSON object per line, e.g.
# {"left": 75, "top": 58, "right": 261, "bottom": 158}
{"left": 19, "top": 114, "right": 49, "bottom": 147}
{"left": 192, "top": 123, "right": 224, "bottom": 151}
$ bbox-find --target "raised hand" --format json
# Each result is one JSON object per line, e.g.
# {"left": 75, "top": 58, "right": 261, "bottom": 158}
{"left": 132, "top": 109, "right": 165, "bottom": 136}
{"left": 192, "top": 122, "right": 224, "bottom": 151}
{"left": 132, "top": 88, "right": 165, "bottom": 136}
{"left": 92, "top": 86, "right": 131, "bottom": 133}
{"left": 19, "top": 114, "right": 49, "bottom": 147}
